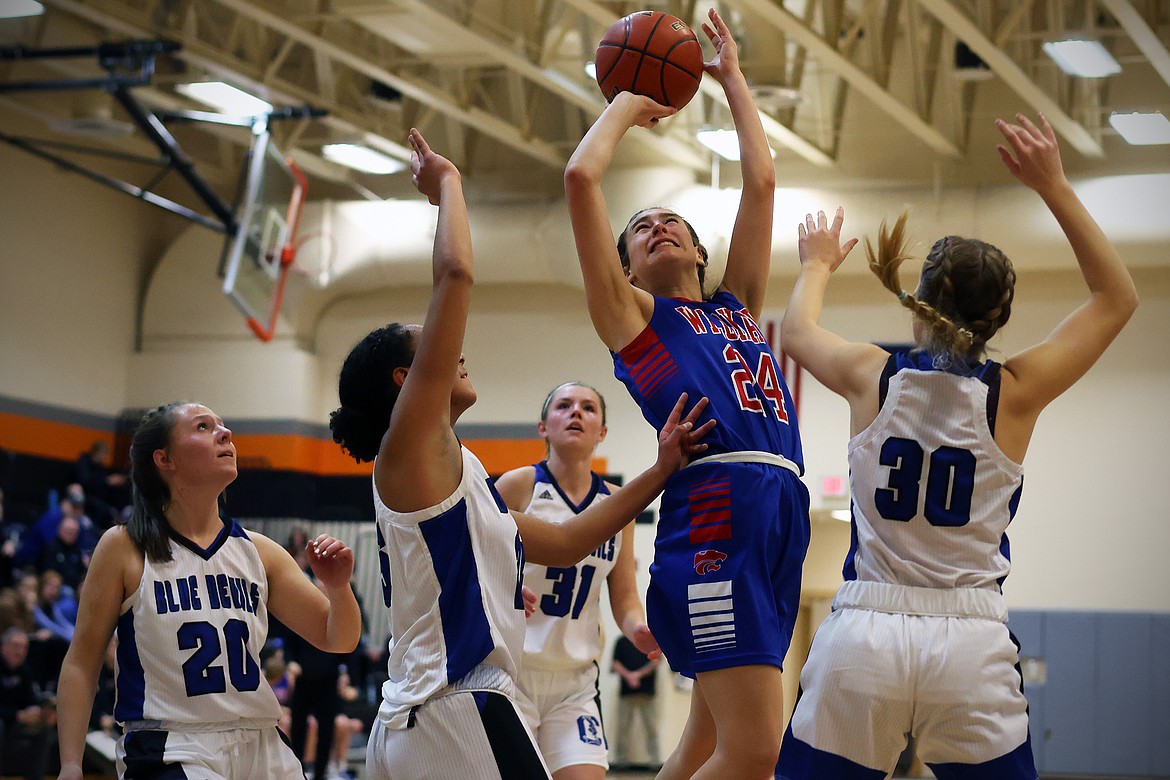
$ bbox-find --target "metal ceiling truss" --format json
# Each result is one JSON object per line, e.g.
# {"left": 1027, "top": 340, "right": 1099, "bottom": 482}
{"left": 4, "top": 0, "right": 1167, "bottom": 202}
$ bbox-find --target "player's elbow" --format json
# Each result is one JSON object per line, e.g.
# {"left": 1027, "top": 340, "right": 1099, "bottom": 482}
{"left": 564, "top": 161, "right": 601, "bottom": 195}
{"left": 745, "top": 163, "right": 776, "bottom": 194}
{"left": 436, "top": 262, "right": 475, "bottom": 288}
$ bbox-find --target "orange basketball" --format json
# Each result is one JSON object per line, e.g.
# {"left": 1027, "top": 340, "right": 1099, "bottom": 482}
{"left": 595, "top": 11, "right": 704, "bottom": 109}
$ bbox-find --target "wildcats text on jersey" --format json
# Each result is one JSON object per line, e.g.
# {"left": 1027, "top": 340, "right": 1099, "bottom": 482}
{"left": 673, "top": 303, "right": 766, "bottom": 343}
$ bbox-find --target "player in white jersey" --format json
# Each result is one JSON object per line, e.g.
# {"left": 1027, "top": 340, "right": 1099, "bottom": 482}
{"left": 776, "top": 114, "right": 1138, "bottom": 779}
{"left": 327, "top": 129, "right": 714, "bottom": 780}
{"left": 55, "top": 401, "right": 363, "bottom": 780}
{"left": 495, "top": 382, "right": 655, "bottom": 779}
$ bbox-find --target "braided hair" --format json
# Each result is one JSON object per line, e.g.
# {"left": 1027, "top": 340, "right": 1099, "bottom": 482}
{"left": 329, "top": 323, "right": 416, "bottom": 463}
{"left": 866, "top": 212, "right": 1016, "bottom": 367}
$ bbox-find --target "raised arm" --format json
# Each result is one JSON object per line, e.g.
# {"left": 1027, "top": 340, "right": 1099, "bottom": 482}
{"left": 260, "top": 533, "right": 361, "bottom": 653}
{"left": 515, "top": 394, "right": 714, "bottom": 566}
{"left": 705, "top": 8, "right": 776, "bottom": 316}
{"left": 997, "top": 114, "right": 1139, "bottom": 422}
{"left": 780, "top": 208, "right": 886, "bottom": 432}
{"left": 565, "top": 93, "right": 677, "bottom": 351}
{"left": 374, "top": 129, "right": 473, "bottom": 510}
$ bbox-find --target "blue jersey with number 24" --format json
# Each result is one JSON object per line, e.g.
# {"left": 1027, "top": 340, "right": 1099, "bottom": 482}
{"left": 612, "top": 290, "right": 803, "bottom": 469}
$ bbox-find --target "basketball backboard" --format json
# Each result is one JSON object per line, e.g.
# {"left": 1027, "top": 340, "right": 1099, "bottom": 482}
{"left": 221, "top": 123, "right": 307, "bottom": 342}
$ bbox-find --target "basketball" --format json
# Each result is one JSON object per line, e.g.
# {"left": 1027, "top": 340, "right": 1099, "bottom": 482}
{"left": 595, "top": 11, "right": 704, "bottom": 109}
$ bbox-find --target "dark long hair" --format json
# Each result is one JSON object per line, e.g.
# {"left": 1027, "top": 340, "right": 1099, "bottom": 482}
{"left": 617, "top": 208, "right": 710, "bottom": 295}
{"left": 127, "top": 402, "right": 186, "bottom": 563}
{"left": 329, "top": 323, "right": 416, "bottom": 463}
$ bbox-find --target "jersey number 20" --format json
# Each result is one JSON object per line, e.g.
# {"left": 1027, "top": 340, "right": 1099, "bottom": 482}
{"left": 179, "top": 619, "right": 261, "bottom": 696}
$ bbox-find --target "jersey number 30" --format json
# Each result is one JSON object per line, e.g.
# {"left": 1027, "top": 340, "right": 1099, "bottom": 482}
{"left": 179, "top": 619, "right": 261, "bottom": 696}
{"left": 875, "top": 437, "right": 975, "bottom": 527}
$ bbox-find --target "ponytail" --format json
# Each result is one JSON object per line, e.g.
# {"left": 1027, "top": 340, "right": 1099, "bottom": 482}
{"left": 127, "top": 402, "right": 184, "bottom": 562}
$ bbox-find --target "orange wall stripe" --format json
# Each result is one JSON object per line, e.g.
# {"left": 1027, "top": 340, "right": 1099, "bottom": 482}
{"left": 0, "top": 411, "right": 114, "bottom": 463}
{"left": 2, "top": 410, "right": 608, "bottom": 478}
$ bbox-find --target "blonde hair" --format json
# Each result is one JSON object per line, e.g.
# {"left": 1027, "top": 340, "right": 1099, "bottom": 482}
{"left": 866, "top": 211, "right": 1015, "bottom": 366}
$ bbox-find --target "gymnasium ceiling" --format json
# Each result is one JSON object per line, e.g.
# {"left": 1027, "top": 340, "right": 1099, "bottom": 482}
{"left": 1, "top": 0, "right": 1168, "bottom": 215}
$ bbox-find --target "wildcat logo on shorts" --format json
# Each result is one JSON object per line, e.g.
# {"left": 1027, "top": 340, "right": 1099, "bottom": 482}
{"left": 577, "top": 715, "right": 603, "bottom": 746}
{"left": 693, "top": 549, "right": 727, "bottom": 575}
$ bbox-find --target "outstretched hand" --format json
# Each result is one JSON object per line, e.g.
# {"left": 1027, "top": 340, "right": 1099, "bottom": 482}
{"left": 995, "top": 113, "right": 1068, "bottom": 197}
{"left": 701, "top": 7, "right": 740, "bottom": 82}
{"left": 657, "top": 393, "right": 716, "bottom": 473}
{"left": 797, "top": 206, "right": 859, "bottom": 273}
{"left": 408, "top": 127, "right": 460, "bottom": 206}
{"left": 306, "top": 534, "right": 355, "bottom": 592}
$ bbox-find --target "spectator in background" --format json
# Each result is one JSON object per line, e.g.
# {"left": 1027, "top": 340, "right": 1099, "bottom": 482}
{"left": 16, "top": 485, "right": 97, "bottom": 572}
{"left": 73, "top": 441, "right": 129, "bottom": 529}
{"left": 0, "top": 626, "right": 54, "bottom": 780}
{"left": 36, "top": 515, "right": 89, "bottom": 593}
{"left": 279, "top": 607, "right": 348, "bottom": 780}
{"left": 33, "top": 569, "right": 76, "bottom": 646}
{"left": 264, "top": 645, "right": 295, "bottom": 737}
{"left": 0, "top": 488, "right": 19, "bottom": 589}
{"left": 0, "top": 573, "right": 66, "bottom": 692}
{"left": 287, "top": 527, "right": 312, "bottom": 574}
{"left": 610, "top": 634, "right": 661, "bottom": 771}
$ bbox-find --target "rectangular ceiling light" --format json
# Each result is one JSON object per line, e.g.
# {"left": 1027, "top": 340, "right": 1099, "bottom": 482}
{"left": 176, "top": 81, "right": 273, "bottom": 116}
{"left": 322, "top": 143, "right": 407, "bottom": 174}
{"left": 1109, "top": 111, "right": 1170, "bottom": 145}
{"left": 697, "top": 129, "right": 742, "bottom": 161}
{"left": 1042, "top": 39, "right": 1121, "bottom": 78}
{"left": 696, "top": 129, "right": 775, "bottom": 161}
{"left": 0, "top": 1, "right": 44, "bottom": 18}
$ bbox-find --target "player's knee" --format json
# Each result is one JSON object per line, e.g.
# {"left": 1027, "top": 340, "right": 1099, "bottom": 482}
{"left": 718, "top": 731, "right": 781, "bottom": 773}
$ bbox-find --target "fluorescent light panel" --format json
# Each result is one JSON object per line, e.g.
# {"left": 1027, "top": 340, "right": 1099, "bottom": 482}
{"left": 1042, "top": 39, "right": 1121, "bottom": 78}
{"left": 176, "top": 81, "right": 273, "bottom": 116}
{"left": 0, "top": 0, "right": 43, "bottom": 18}
{"left": 1109, "top": 111, "right": 1170, "bottom": 145}
{"left": 696, "top": 129, "right": 775, "bottom": 161}
{"left": 322, "top": 143, "right": 407, "bottom": 174}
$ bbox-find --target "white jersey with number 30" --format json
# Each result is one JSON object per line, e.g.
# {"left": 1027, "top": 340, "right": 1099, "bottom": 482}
{"left": 846, "top": 353, "right": 1024, "bottom": 591}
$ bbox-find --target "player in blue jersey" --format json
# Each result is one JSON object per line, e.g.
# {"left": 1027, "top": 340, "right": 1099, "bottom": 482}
{"left": 327, "top": 129, "right": 713, "bottom": 780}
{"left": 775, "top": 114, "right": 1138, "bottom": 779}
{"left": 54, "top": 401, "right": 363, "bottom": 780}
{"left": 565, "top": 8, "right": 809, "bottom": 779}
{"left": 494, "top": 381, "right": 656, "bottom": 780}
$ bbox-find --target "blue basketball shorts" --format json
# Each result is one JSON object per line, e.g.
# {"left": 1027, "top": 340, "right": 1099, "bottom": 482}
{"left": 646, "top": 460, "right": 810, "bottom": 677}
